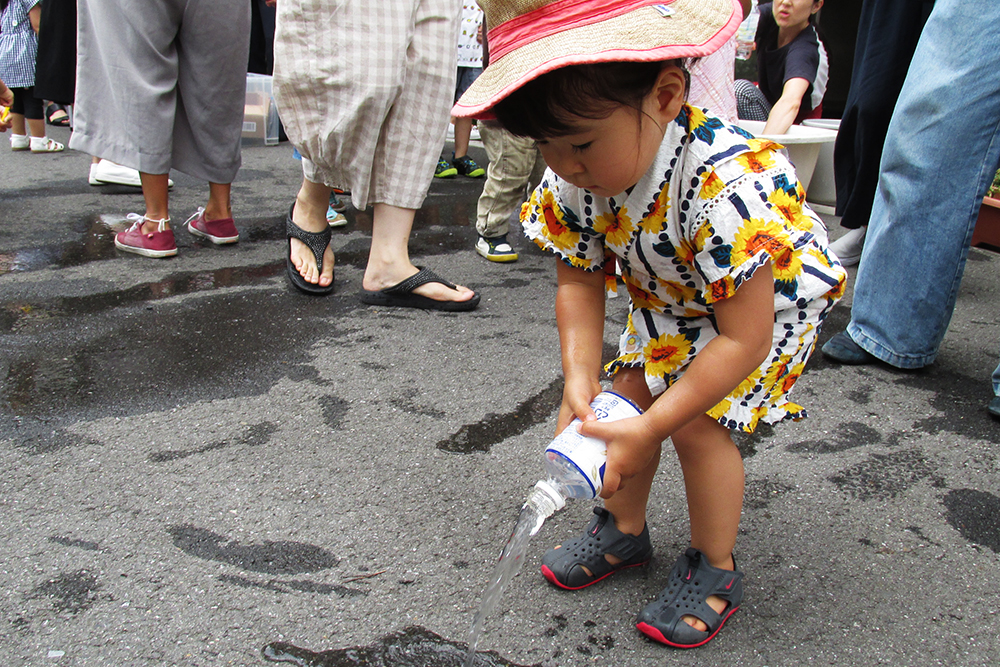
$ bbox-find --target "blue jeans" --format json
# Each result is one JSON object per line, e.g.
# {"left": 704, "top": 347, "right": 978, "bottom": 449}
{"left": 848, "top": 0, "right": 1000, "bottom": 369}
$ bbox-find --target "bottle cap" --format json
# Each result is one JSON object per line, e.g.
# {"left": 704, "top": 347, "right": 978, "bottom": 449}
{"left": 533, "top": 479, "right": 567, "bottom": 512}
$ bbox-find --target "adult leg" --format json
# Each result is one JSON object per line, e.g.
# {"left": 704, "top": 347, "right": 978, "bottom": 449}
{"left": 362, "top": 0, "right": 474, "bottom": 304}
{"left": 290, "top": 173, "right": 335, "bottom": 288}
{"left": 846, "top": 0, "right": 1000, "bottom": 368}
{"left": 832, "top": 0, "right": 931, "bottom": 229}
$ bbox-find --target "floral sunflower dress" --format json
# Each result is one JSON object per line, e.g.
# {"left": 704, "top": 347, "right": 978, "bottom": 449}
{"left": 522, "top": 105, "right": 847, "bottom": 433}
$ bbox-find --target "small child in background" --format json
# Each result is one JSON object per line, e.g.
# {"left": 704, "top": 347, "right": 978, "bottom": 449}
{"left": 455, "top": 0, "right": 845, "bottom": 649}
{"left": 0, "top": 0, "right": 64, "bottom": 152}
{"left": 435, "top": 0, "right": 485, "bottom": 179}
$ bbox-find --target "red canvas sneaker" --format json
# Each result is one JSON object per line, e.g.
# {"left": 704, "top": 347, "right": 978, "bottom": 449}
{"left": 115, "top": 215, "right": 177, "bottom": 258}
{"left": 185, "top": 207, "right": 239, "bottom": 244}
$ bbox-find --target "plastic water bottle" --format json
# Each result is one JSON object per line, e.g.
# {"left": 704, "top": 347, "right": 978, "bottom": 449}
{"left": 537, "top": 391, "right": 643, "bottom": 503}
{"left": 735, "top": 0, "right": 759, "bottom": 60}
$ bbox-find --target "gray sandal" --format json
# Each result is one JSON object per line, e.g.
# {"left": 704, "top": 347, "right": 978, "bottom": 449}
{"left": 540, "top": 507, "right": 653, "bottom": 590}
{"left": 286, "top": 204, "right": 334, "bottom": 295}
{"left": 635, "top": 547, "right": 744, "bottom": 648}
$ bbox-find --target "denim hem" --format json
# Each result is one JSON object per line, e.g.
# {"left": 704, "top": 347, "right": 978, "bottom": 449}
{"left": 847, "top": 323, "right": 936, "bottom": 370}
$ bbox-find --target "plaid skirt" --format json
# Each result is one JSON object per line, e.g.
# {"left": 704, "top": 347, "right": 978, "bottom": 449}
{"left": 273, "top": 0, "right": 460, "bottom": 210}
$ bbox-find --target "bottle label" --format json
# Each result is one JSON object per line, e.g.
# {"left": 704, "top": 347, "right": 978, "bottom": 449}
{"left": 544, "top": 392, "right": 642, "bottom": 498}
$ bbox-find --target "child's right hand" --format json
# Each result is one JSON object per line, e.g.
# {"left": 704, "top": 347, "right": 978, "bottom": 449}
{"left": 555, "top": 375, "right": 602, "bottom": 435}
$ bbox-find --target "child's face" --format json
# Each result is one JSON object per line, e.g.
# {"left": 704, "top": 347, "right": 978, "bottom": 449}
{"left": 534, "top": 67, "right": 684, "bottom": 198}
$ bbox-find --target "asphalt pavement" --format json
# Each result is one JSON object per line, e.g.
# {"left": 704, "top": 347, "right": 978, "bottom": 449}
{"left": 2, "top": 124, "right": 1000, "bottom": 667}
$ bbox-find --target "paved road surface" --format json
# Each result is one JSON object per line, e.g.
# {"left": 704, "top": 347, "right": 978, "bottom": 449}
{"left": 2, "top": 125, "right": 1000, "bottom": 666}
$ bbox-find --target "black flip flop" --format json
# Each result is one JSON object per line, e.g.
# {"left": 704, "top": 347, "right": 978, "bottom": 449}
{"left": 360, "top": 267, "right": 480, "bottom": 311}
{"left": 285, "top": 204, "right": 334, "bottom": 295}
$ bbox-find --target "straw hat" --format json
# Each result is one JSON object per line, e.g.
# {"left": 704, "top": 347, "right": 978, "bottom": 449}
{"left": 454, "top": 0, "right": 742, "bottom": 118}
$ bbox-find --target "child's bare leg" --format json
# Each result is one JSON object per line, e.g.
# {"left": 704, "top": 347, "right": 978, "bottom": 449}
{"left": 672, "top": 414, "right": 744, "bottom": 631}
{"left": 554, "top": 367, "right": 659, "bottom": 574}
{"left": 603, "top": 367, "right": 658, "bottom": 536}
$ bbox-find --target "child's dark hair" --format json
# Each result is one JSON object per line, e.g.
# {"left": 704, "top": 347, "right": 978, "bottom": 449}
{"left": 492, "top": 60, "right": 686, "bottom": 139}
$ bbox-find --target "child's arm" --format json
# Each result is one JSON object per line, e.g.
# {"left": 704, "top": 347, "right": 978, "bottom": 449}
{"left": 29, "top": 4, "right": 41, "bottom": 34}
{"left": 554, "top": 259, "right": 607, "bottom": 434}
{"left": 581, "top": 262, "right": 775, "bottom": 497}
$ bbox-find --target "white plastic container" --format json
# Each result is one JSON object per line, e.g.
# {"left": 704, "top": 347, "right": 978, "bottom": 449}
{"left": 542, "top": 391, "right": 643, "bottom": 500}
{"left": 243, "top": 73, "right": 281, "bottom": 146}
{"left": 801, "top": 118, "right": 842, "bottom": 210}
{"left": 737, "top": 120, "right": 838, "bottom": 192}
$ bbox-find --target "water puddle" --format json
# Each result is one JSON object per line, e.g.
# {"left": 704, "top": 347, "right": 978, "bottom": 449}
{"left": 436, "top": 379, "right": 563, "bottom": 453}
{"left": 0, "top": 262, "right": 284, "bottom": 332}
{"left": 261, "top": 626, "right": 536, "bottom": 667}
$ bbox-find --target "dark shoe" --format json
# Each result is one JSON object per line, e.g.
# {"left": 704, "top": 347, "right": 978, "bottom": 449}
{"left": 636, "top": 548, "right": 743, "bottom": 649}
{"left": 821, "top": 331, "right": 876, "bottom": 365}
{"left": 286, "top": 204, "right": 334, "bottom": 295}
{"left": 186, "top": 207, "right": 239, "bottom": 244}
{"left": 453, "top": 154, "right": 485, "bottom": 178}
{"left": 475, "top": 234, "right": 518, "bottom": 262}
{"left": 360, "top": 267, "right": 479, "bottom": 311}
{"left": 989, "top": 396, "right": 1000, "bottom": 421}
{"left": 45, "top": 103, "right": 70, "bottom": 127}
{"left": 540, "top": 507, "right": 653, "bottom": 590}
{"left": 434, "top": 158, "right": 457, "bottom": 178}
{"left": 115, "top": 215, "right": 177, "bottom": 258}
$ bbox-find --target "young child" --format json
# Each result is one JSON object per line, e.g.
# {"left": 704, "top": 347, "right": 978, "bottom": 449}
{"left": 0, "top": 0, "right": 64, "bottom": 152}
{"left": 455, "top": 0, "right": 846, "bottom": 649}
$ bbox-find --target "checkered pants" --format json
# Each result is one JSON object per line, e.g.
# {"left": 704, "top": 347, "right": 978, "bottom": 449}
{"left": 273, "top": 0, "right": 460, "bottom": 210}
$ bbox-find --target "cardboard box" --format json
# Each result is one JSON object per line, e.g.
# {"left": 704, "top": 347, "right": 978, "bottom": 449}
{"left": 243, "top": 73, "right": 281, "bottom": 146}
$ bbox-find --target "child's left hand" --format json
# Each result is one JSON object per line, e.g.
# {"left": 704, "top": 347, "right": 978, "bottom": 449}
{"left": 579, "top": 415, "right": 662, "bottom": 498}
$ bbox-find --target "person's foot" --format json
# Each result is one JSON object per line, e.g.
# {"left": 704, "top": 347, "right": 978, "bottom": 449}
{"left": 290, "top": 196, "right": 335, "bottom": 288}
{"left": 326, "top": 202, "right": 348, "bottom": 227}
{"left": 88, "top": 159, "right": 174, "bottom": 188}
{"left": 115, "top": 215, "right": 177, "bottom": 258}
{"left": 829, "top": 226, "right": 866, "bottom": 266}
{"left": 476, "top": 234, "right": 518, "bottom": 262}
{"left": 29, "top": 136, "right": 65, "bottom": 153}
{"left": 989, "top": 396, "right": 1000, "bottom": 421}
{"left": 821, "top": 331, "right": 876, "bottom": 364}
{"left": 453, "top": 154, "right": 485, "bottom": 178}
{"left": 329, "top": 192, "right": 347, "bottom": 212}
{"left": 10, "top": 133, "right": 29, "bottom": 151}
{"left": 186, "top": 207, "right": 239, "bottom": 244}
{"left": 362, "top": 265, "right": 476, "bottom": 306}
{"left": 434, "top": 157, "right": 457, "bottom": 178}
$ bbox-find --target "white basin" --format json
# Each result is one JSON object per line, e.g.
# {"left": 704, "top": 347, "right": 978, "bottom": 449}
{"left": 801, "top": 119, "right": 841, "bottom": 208}
{"left": 737, "top": 120, "right": 838, "bottom": 193}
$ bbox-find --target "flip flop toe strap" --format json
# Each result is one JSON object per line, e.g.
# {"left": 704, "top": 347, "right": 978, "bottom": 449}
{"left": 383, "top": 267, "right": 457, "bottom": 295}
{"left": 286, "top": 215, "right": 332, "bottom": 268}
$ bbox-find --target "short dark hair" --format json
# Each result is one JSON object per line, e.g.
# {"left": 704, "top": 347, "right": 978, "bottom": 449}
{"left": 492, "top": 60, "right": 683, "bottom": 139}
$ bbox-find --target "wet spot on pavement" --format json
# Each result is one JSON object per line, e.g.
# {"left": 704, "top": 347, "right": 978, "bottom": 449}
{"left": 847, "top": 384, "right": 873, "bottom": 405}
{"left": 167, "top": 524, "right": 338, "bottom": 575}
{"left": 6, "top": 427, "right": 98, "bottom": 455}
{"left": 30, "top": 570, "right": 105, "bottom": 614}
{"left": 436, "top": 378, "right": 563, "bottom": 453}
{"left": 829, "top": 449, "right": 939, "bottom": 501}
{"left": 320, "top": 396, "right": 350, "bottom": 429}
{"left": 262, "top": 626, "right": 537, "bottom": 667}
{"left": 49, "top": 536, "right": 101, "bottom": 551}
{"left": 744, "top": 477, "right": 796, "bottom": 510}
{"left": 943, "top": 488, "right": 1000, "bottom": 553}
{"left": 895, "top": 370, "right": 1000, "bottom": 441}
{"left": 217, "top": 574, "right": 365, "bottom": 598}
{"left": 149, "top": 422, "right": 279, "bottom": 463}
{"left": 786, "top": 421, "right": 883, "bottom": 454}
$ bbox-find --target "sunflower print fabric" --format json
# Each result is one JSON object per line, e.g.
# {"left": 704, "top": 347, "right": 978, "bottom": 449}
{"left": 522, "top": 105, "right": 847, "bottom": 433}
